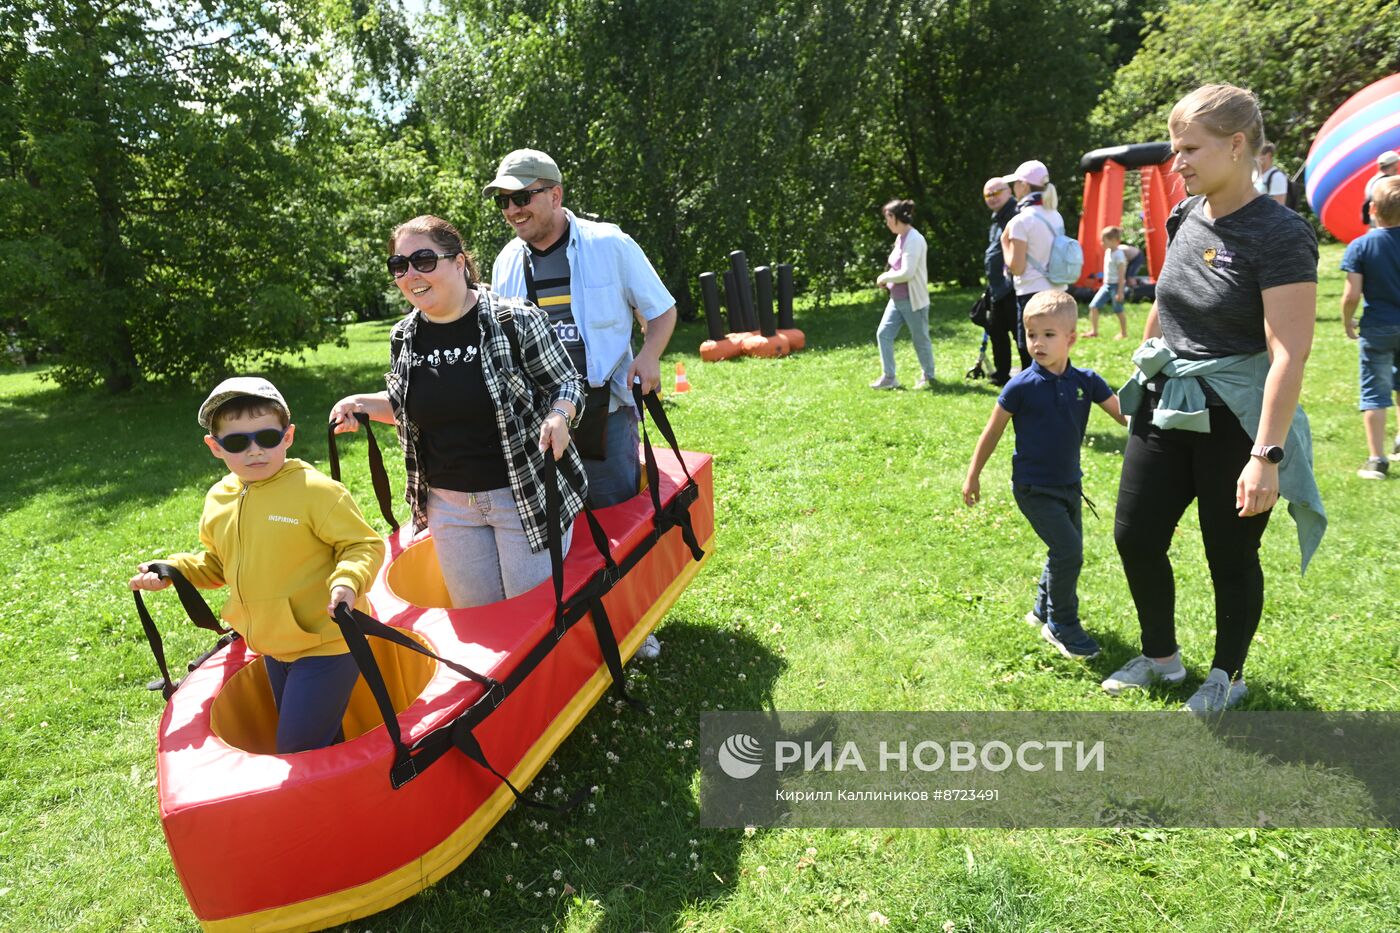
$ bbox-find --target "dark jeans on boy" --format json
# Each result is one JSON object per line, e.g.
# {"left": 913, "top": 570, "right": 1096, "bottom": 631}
{"left": 264, "top": 652, "right": 362, "bottom": 754}
{"left": 1012, "top": 482, "right": 1083, "bottom": 629}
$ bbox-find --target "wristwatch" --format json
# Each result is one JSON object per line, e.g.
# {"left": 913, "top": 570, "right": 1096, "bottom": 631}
{"left": 1250, "top": 444, "right": 1284, "bottom": 464}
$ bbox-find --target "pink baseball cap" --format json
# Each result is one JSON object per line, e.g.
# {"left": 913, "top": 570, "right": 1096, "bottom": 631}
{"left": 1379, "top": 150, "right": 1400, "bottom": 168}
{"left": 1002, "top": 160, "right": 1050, "bottom": 187}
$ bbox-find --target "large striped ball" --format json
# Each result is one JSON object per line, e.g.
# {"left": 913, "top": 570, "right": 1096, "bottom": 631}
{"left": 1306, "top": 72, "right": 1400, "bottom": 243}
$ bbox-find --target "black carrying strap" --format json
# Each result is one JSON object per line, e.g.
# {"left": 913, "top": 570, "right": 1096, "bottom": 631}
{"left": 331, "top": 604, "right": 502, "bottom": 788}
{"left": 331, "top": 387, "right": 703, "bottom": 794}
{"left": 543, "top": 452, "right": 642, "bottom": 711}
{"left": 327, "top": 412, "right": 399, "bottom": 533}
{"left": 133, "top": 562, "right": 234, "bottom": 700}
{"left": 632, "top": 383, "right": 705, "bottom": 562}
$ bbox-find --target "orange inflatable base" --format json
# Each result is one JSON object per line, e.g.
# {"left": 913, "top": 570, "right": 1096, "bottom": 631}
{"left": 157, "top": 449, "right": 714, "bottom": 931}
{"left": 699, "top": 328, "right": 805, "bottom": 360}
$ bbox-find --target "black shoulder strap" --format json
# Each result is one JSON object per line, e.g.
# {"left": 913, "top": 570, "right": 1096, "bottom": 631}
{"left": 1166, "top": 196, "right": 1203, "bottom": 244}
{"left": 487, "top": 290, "right": 524, "bottom": 371}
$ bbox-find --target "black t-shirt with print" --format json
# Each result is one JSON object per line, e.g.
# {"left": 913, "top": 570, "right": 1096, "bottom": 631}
{"left": 405, "top": 309, "right": 510, "bottom": 492}
{"left": 1155, "top": 195, "right": 1317, "bottom": 360}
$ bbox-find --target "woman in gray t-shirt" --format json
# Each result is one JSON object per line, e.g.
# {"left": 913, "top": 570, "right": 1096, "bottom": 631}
{"left": 1105, "top": 84, "right": 1318, "bottom": 713}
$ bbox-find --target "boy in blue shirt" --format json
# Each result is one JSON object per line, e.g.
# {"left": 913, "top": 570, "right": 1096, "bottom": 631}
{"left": 1340, "top": 175, "right": 1400, "bottom": 479}
{"left": 962, "top": 291, "right": 1127, "bottom": 659}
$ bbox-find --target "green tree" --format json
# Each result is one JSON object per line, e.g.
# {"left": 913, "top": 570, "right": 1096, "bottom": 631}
{"left": 0, "top": 0, "right": 354, "bottom": 391}
{"left": 1092, "top": 0, "right": 1400, "bottom": 185}
{"left": 874, "top": 0, "right": 1125, "bottom": 285}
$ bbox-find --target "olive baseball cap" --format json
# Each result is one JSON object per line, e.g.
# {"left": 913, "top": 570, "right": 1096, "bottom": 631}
{"left": 482, "top": 149, "right": 562, "bottom": 197}
{"left": 198, "top": 376, "right": 290, "bottom": 430}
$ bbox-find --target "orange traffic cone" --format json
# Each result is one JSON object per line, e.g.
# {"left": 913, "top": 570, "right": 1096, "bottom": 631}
{"left": 674, "top": 362, "right": 691, "bottom": 393}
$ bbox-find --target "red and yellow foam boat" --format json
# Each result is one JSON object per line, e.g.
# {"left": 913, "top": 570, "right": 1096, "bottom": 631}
{"left": 144, "top": 400, "right": 712, "bottom": 931}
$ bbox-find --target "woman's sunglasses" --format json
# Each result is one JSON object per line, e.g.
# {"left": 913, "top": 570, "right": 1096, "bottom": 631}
{"left": 213, "top": 427, "right": 288, "bottom": 453}
{"left": 492, "top": 185, "right": 552, "bottom": 210}
{"left": 387, "top": 248, "right": 460, "bottom": 278}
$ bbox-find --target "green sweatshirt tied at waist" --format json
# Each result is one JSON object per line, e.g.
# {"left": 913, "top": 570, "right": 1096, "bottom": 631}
{"left": 1117, "top": 338, "right": 1326, "bottom": 572}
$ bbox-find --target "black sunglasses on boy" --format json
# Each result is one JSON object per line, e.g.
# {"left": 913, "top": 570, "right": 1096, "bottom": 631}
{"left": 213, "top": 427, "right": 289, "bottom": 453}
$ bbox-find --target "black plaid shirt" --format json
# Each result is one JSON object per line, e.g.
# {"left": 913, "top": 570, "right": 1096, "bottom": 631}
{"left": 385, "top": 289, "right": 588, "bottom": 553}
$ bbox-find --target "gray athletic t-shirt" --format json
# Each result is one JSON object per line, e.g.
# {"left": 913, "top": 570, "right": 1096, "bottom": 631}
{"left": 1155, "top": 195, "right": 1317, "bottom": 359}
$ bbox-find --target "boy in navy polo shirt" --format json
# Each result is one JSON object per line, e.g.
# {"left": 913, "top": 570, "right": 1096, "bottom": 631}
{"left": 962, "top": 291, "right": 1127, "bottom": 659}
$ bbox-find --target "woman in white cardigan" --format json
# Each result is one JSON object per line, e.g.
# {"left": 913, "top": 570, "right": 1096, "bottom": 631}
{"left": 872, "top": 199, "right": 935, "bottom": 389}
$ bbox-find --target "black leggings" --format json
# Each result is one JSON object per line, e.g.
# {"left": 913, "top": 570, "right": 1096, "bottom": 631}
{"left": 1114, "top": 402, "right": 1272, "bottom": 678}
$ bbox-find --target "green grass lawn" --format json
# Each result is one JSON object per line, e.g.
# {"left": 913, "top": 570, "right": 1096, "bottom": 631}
{"left": 2, "top": 243, "right": 1398, "bottom": 931}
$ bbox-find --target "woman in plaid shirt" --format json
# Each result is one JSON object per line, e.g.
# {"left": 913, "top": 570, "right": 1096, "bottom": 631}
{"left": 330, "top": 215, "right": 588, "bottom": 608}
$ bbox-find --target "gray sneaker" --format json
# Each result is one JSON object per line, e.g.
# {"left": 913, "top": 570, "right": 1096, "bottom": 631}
{"left": 1102, "top": 654, "right": 1187, "bottom": 695}
{"left": 1182, "top": 667, "right": 1247, "bottom": 714}
{"left": 869, "top": 375, "right": 901, "bottom": 390}
{"left": 1359, "top": 456, "right": 1389, "bottom": 479}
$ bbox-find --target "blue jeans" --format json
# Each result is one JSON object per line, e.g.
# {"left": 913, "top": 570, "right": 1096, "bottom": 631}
{"left": 1358, "top": 329, "right": 1400, "bottom": 410}
{"left": 264, "top": 652, "right": 361, "bottom": 754}
{"left": 1012, "top": 482, "right": 1083, "bottom": 629}
{"left": 1089, "top": 285, "right": 1124, "bottom": 314}
{"left": 583, "top": 406, "right": 641, "bottom": 507}
{"left": 876, "top": 297, "right": 935, "bottom": 380}
{"left": 427, "top": 486, "right": 574, "bottom": 607}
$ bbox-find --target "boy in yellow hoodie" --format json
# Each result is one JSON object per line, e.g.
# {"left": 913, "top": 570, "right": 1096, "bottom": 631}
{"left": 129, "top": 377, "right": 385, "bottom": 753}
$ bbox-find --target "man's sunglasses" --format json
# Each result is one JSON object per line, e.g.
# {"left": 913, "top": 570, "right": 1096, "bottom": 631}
{"left": 213, "top": 427, "right": 288, "bottom": 453}
{"left": 387, "top": 248, "right": 460, "bottom": 278}
{"left": 492, "top": 185, "right": 553, "bottom": 211}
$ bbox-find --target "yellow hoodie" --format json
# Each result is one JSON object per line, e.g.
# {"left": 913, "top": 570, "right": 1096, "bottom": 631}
{"left": 166, "top": 458, "right": 386, "bottom": 661}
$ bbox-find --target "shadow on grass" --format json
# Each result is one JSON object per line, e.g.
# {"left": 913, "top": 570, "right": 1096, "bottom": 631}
{"left": 0, "top": 355, "right": 394, "bottom": 536}
{"left": 328, "top": 618, "right": 786, "bottom": 932}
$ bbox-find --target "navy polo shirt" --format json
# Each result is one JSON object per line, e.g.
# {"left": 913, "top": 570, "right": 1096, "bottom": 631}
{"left": 998, "top": 361, "right": 1112, "bottom": 486}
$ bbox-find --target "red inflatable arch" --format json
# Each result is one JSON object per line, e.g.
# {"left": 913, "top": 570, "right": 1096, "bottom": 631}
{"left": 1075, "top": 143, "right": 1187, "bottom": 289}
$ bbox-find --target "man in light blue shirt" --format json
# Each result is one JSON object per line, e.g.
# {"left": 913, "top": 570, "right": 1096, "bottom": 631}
{"left": 486, "top": 149, "right": 677, "bottom": 510}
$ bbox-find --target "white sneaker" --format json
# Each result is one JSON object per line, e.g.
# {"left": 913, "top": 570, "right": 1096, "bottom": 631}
{"left": 869, "top": 375, "right": 901, "bottom": 390}
{"left": 1102, "top": 654, "right": 1187, "bottom": 695}
{"left": 636, "top": 634, "right": 662, "bottom": 660}
{"left": 912, "top": 374, "right": 935, "bottom": 390}
{"left": 1182, "top": 667, "right": 1247, "bottom": 714}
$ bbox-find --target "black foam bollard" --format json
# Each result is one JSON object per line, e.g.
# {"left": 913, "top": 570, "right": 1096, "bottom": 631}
{"left": 698, "top": 272, "right": 725, "bottom": 340}
{"left": 728, "top": 250, "right": 756, "bottom": 331}
{"left": 722, "top": 268, "right": 743, "bottom": 334}
{"left": 777, "top": 263, "right": 795, "bottom": 329}
{"left": 754, "top": 265, "right": 777, "bottom": 337}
